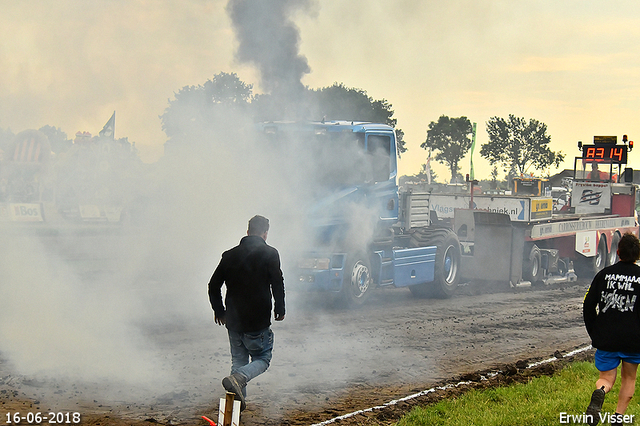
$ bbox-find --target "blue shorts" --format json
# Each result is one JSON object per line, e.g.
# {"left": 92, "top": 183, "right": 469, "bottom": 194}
{"left": 595, "top": 350, "right": 640, "bottom": 371}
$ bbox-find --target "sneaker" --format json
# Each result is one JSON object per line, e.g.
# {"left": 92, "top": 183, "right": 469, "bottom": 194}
{"left": 222, "top": 373, "right": 247, "bottom": 411}
{"left": 585, "top": 387, "right": 605, "bottom": 426}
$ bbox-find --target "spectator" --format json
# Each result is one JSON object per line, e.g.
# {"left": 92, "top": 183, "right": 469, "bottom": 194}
{"left": 583, "top": 232, "right": 640, "bottom": 425}
{"left": 208, "top": 215, "right": 285, "bottom": 411}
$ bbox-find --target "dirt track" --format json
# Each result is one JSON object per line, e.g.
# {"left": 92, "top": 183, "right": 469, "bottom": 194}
{"left": 0, "top": 279, "right": 592, "bottom": 426}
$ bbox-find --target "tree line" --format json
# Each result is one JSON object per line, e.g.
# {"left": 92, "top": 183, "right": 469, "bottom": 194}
{"left": 161, "top": 72, "right": 564, "bottom": 182}
{"left": 421, "top": 115, "right": 564, "bottom": 183}
{"left": 159, "top": 72, "right": 407, "bottom": 156}
{"left": 0, "top": 71, "right": 564, "bottom": 184}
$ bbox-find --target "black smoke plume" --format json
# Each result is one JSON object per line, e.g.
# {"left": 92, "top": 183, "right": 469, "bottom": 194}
{"left": 226, "top": 0, "right": 315, "bottom": 105}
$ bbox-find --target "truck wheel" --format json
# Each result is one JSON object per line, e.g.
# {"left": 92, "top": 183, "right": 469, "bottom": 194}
{"left": 574, "top": 235, "right": 607, "bottom": 278}
{"left": 338, "top": 254, "right": 374, "bottom": 307}
{"left": 408, "top": 229, "right": 460, "bottom": 299}
{"left": 523, "top": 245, "right": 543, "bottom": 284}
{"left": 608, "top": 232, "right": 621, "bottom": 266}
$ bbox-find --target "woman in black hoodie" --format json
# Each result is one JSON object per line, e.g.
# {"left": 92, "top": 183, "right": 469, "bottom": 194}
{"left": 583, "top": 232, "right": 640, "bottom": 425}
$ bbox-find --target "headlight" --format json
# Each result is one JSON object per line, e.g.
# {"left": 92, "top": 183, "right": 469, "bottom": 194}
{"left": 298, "top": 257, "right": 331, "bottom": 270}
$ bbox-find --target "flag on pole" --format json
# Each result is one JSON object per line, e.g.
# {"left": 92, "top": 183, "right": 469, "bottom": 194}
{"left": 425, "top": 150, "right": 432, "bottom": 185}
{"left": 99, "top": 111, "right": 116, "bottom": 139}
{"left": 470, "top": 122, "right": 477, "bottom": 180}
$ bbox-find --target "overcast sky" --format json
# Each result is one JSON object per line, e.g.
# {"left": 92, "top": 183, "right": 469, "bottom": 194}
{"left": 2, "top": 0, "right": 640, "bottom": 179}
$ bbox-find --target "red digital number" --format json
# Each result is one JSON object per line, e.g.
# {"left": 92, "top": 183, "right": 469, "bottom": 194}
{"left": 611, "top": 147, "right": 623, "bottom": 162}
{"left": 584, "top": 144, "right": 626, "bottom": 163}
{"left": 586, "top": 147, "right": 605, "bottom": 159}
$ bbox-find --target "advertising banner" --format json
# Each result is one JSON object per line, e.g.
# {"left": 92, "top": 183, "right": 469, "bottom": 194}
{"left": 0, "top": 203, "right": 44, "bottom": 222}
{"left": 530, "top": 216, "right": 635, "bottom": 239}
{"left": 428, "top": 194, "right": 552, "bottom": 222}
{"left": 5, "top": 203, "right": 44, "bottom": 222}
{"left": 571, "top": 182, "right": 611, "bottom": 213}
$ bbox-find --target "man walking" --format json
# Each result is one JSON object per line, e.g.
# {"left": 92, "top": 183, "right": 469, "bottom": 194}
{"left": 583, "top": 232, "right": 640, "bottom": 425}
{"left": 208, "top": 215, "right": 285, "bottom": 411}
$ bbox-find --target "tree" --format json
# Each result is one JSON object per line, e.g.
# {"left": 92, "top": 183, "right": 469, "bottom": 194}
{"left": 481, "top": 115, "right": 564, "bottom": 176}
{"left": 160, "top": 72, "right": 254, "bottom": 140}
{"left": 305, "top": 83, "right": 406, "bottom": 156}
{"left": 230, "top": 82, "right": 406, "bottom": 154}
{"left": 420, "top": 115, "right": 473, "bottom": 183}
{"left": 163, "top": 76, "right": 408, "bottom": 156}
{"left": 39, "top": 125, "right": 72, "bottom": 154}
{"left": 415, "top": 162, "right": 438, "bottom": 183}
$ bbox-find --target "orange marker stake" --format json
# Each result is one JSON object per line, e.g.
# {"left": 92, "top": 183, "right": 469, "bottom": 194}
{"left": 201, "top": 415, "right": 217, "bottom": 426}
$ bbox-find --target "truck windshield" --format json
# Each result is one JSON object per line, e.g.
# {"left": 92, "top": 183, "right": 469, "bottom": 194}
{"left": 310, "top": 132, "right": 391, "bottom": 188}
{"left": 367, "top": 134, "right": 391, "bottom": 182}
{"left": 264, "top": 129, "right": 392, "bottom": 190}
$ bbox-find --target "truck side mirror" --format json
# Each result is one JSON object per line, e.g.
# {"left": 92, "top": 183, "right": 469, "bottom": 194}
{"left": 623, "top": 168, "right": 634, "bottom": 183}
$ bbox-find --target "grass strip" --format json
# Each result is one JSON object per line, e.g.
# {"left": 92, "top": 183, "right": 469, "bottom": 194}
{"left": 396, "top": 361, "right": 639, "bottom": 426}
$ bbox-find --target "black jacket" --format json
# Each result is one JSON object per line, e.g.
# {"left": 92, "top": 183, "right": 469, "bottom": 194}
{"left": 583, "top": 261, "right": 640, "bottom": 353}
{"left": 208, "top": 236, "right": 285, "bottom": 333}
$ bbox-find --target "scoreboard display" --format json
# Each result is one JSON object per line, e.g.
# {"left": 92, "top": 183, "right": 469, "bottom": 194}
{"left": 581, "top": 144, "right": 628, "bottom": 164}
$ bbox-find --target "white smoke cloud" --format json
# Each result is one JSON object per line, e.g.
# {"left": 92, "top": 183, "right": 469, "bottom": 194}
{"left": 0, "top": 233, "right": 167, "bottom": 385}
{"left": 0, "top": 0, "right": 397, "bottom": 416}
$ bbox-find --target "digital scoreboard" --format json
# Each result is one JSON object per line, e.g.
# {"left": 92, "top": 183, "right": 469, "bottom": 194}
{"left": 581, "top": 144, "right": 628, "bottom": 164}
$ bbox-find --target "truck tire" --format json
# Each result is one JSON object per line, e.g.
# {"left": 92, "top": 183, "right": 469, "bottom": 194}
{"left": 337, "top": 254, "right": 374, "bottom": 307}
{"left": 523, "top": 245, "right": 543, "bottom": 284}
{"left": 408, "top": 228, "right": 460, "bottom": 299}
{"left": 607, "top": 232, "right": 621, "bottom": 266}
{"left": 574, "top": 235, "right": 607, "bottom": 279}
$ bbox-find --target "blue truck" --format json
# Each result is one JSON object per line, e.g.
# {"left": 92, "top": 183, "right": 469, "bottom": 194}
{"left": 258, "top": 120, "right": 462, "bottom": 306}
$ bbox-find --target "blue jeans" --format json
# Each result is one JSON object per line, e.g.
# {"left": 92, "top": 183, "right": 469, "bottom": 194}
{"left": 228, "top": 327, "right": 274, "bottom": 396}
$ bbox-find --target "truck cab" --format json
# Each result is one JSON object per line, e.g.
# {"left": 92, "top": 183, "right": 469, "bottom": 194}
{"left": 257, "top": 121, "right": 399, "bottom": 241}
{"left": 257, "top": 121, "right": 461, "bottom": 306}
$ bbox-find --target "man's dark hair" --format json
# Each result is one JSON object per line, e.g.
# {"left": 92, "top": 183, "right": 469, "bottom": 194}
{"left": 617, "top": 232, "right": 640, "bottom": 262}
{"left": 248, "top": 215, "right": 270, "bottom": 236}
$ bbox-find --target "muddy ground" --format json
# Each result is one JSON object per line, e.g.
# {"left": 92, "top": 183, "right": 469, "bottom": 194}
{"left": 1, "top": 278, "right": 593, "bottom": 426}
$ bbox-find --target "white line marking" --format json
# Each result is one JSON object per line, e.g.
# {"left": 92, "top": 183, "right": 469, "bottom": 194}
{"left": 310, "top": 345, "right": 593, "bottom": 426}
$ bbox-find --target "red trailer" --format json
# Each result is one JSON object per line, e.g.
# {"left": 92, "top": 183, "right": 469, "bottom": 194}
{"left": 456, "top": 135, "right": 638, "bottom": 285}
